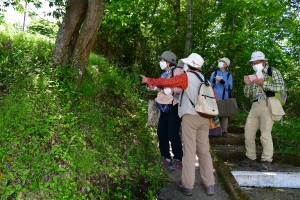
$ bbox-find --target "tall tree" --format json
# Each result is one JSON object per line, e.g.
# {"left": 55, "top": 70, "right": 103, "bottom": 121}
{"left": 53, "top": 0, "right": 105, "bottom": 87}
{"left": 184, "top": 0, "right": 193, "bottom": 56}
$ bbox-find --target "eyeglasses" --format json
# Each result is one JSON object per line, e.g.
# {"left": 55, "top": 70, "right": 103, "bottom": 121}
{"left": 251, "top": 60, "right": 264, "bottom": 65}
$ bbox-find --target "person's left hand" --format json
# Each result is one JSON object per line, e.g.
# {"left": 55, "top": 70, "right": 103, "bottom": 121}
{"left": 253, "top": 78, "right": 264, "bottom": 86}
{"left": 141, "top": 75, "right": 148, "bottom": 84}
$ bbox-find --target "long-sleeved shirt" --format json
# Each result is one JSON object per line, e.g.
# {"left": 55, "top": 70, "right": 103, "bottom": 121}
{"left": 147, "top": 70, "right": 205, "bottom": 117}
{"left": 210, "top": 69, "right": 233, "bottom": 100}
{"left": 244, "top": 65, "right": 285, "bottom": 100}
{"left": 147, "top": 73, "right": 188, "bottom": 90}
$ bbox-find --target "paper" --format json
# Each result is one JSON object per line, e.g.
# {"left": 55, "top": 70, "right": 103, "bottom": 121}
{"left": 248, "top": 70, "right": 263, "bottom": 82}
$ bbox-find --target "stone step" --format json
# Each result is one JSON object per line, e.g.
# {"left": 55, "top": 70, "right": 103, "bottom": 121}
{"left": 209, "top": 132, "right": 262, "bottom": 146}
{"left": 232, "top": 171, "right": 300, "bottom": 188}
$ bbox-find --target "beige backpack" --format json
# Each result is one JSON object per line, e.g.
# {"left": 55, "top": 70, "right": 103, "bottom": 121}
{"left": 182, "top": 72, "right": 219, "bottom": 118}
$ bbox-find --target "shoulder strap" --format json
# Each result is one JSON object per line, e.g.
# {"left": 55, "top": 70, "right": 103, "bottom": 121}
{"left": 267, "top": 67, "right": 273, "bottom": 83}
{"left": 179, "top": 71, "right": 207, "bottom": 107}
{"left": 227, "top": 72, "right": 231, "bottom": 80}
{"left": 212, "top": 70, "right": 217, "bottom": 84}
{"left": 171, "top": 67, "right": 177, "bottom": 78}
{"left": 268, "top": 67, "right": 272, "bottom": 76}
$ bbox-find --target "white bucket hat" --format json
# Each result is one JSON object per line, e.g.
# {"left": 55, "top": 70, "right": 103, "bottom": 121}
{"left": 249, "top": 51, "right": 267, "bottom": 64}
{"left": 178, "top": 53, "right": 204, "bottom": 70}
{"left": 218, "top": 57, "right": 230, "bottom": 67}
{"left": 155, "top": 94, "right": 173, "bottom": 105}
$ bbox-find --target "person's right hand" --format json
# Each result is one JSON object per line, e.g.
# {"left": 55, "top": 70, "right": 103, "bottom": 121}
{"left": 244, "top": 76, "right": 250, "bottom": 85}
{"left": 140, "top": 75, "right": 148, "bottom": 84}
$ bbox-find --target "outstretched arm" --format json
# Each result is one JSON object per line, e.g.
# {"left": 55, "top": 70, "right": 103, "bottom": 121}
{"left": 141, "top": 73, "right": 188, "bottom": 90}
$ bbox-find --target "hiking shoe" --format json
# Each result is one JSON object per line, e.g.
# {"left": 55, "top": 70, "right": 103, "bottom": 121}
{"left": 239, "top": 158, "right": 257, "bottom": 167}
{"left": 202, "top": 184, "right": 215, "bottom": 196}
{"left": 257, "top": 161, "right": 272, "bottom": 172}
{"left": 222, "top": 132, "right": 228, "bottom": 138}
{"left": 174, "top": 180, "right": 193, "bottom": 196}
{"left": 161, "top": 157, "right": 172, "bottom": 168}
{"left": 168, "top": 159, "right": 182, "bottom": 172}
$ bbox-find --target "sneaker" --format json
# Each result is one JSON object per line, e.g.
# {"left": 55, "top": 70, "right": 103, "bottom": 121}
{"left": 161, "top": 157, "right": 172, "bottom": 168}
{"left": 202, "top": 184, "right": 215, "bottom": 196}
{"left": 239, "top": 158, "right": 257, "bottom": 167}
{"left": 168, "top": 159, "right": 182, "bottom": 172}
{"left": 257, "top": 161, "right": 272, "bottom": 172}
{"left": 222, "top": 132, "right": 228, "bottom": 137}
{"left": 174, "top": 180, "right": 193, "bottom": 196}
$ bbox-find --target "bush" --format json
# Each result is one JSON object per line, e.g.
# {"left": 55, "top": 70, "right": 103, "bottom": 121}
{"left": 0, "top": 31, "right": 169, "bottom": 199}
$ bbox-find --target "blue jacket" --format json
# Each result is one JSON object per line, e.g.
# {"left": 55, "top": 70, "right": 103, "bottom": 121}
{"left": 210, "top": 69, "right": 233, "bottom": 100}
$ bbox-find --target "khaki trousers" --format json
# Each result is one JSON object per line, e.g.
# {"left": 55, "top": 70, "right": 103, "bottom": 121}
{"left": 181, "top": 114, "right": 215, "bottom": 189}
{"left": 244, "top": 98, "right": 274, "bottom": 162}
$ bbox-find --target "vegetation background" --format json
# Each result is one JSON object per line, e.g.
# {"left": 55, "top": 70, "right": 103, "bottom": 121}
{"left": 0, "top": 0, "right": 299, "bottom": 199}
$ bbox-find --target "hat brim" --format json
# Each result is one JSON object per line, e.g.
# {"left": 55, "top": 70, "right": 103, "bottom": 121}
{"left": 158, "top": 56, "right": 176, "bottom": 65}
{"left": 249, "top": 58, "right": 267, "bottom": 64}
{"left": 179, "top": 58, "right": 201, "bottom": 70}
{"left": 155, "top": 97, "right": 172, "bottom": 105}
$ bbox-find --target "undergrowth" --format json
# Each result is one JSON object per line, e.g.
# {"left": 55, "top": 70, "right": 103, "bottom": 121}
{"left": 0, "top": 31, "right": 169, "bottom": 199}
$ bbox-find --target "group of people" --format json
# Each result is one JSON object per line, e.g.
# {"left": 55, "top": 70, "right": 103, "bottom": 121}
{"left": 141, "top": 50, "right": 286, "bottom": 197}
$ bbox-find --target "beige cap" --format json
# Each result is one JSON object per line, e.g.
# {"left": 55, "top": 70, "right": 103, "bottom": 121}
{"left": 155, "top": 95, "right": 173, "bottom": 105}
{"left": 218, "top": 57, "right": 230, "bottom": 66}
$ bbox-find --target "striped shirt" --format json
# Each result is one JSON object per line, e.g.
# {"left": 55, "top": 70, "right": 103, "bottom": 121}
{"left": 244, "top": 65, "right": 285, "bottom": 99}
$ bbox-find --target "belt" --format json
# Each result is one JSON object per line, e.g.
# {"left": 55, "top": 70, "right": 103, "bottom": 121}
{"left": 252, "top": 94, "right": 266, "bottom": 103}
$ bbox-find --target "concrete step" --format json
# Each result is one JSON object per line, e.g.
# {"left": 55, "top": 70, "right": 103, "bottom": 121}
{"left": 232, "top": 171, "right": 300, "bottom": 188}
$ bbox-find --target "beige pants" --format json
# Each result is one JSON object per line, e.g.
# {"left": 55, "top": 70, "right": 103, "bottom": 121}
{"left": 181, "top": 114, "right": 215, "bottom": 189}
{"left": 244, "top": 98, "right": 274, "bottom": 162}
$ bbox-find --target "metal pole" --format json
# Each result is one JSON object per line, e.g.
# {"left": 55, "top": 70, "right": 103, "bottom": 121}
{"left": 23, "top": 2, "right": 27, "bottom": 31}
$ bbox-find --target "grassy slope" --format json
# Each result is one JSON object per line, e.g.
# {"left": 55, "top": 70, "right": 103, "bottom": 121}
{"left": 0, "top": 31, "right": 168, "bottom": 199}
{"left": 0, "top": 30, "right": 299, "bottom": 199}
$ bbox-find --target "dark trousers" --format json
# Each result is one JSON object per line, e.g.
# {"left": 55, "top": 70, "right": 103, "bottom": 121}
{"left": 157, "top": 104, "right": 183, "bottom": 161}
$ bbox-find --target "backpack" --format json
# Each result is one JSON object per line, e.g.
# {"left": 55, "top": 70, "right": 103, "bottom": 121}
{"left": 181, "top": 72, "right": 219, "bottom": 118}
{"left": 267, "top": 67, "right": 287, "bottom": 106}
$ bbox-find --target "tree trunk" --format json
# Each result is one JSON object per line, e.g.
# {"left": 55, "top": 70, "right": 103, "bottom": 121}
{"left": 53, "top": 0, "right": 105, "bottom": 87}
{"left": 184, "top": 0, "right": 193, "bottom": 57}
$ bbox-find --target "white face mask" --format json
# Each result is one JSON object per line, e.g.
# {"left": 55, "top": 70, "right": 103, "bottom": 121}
{"left": 160, "top": 61, "right": 167, "bottom": 70}
{"left": 183, "top": 63, "right": 189, "bottom": 72}
{"left": 218, "top": 62, "right": 224, "bottom": 68}
{"left": 252, "top": 63, "right": 264, "bottom": 72}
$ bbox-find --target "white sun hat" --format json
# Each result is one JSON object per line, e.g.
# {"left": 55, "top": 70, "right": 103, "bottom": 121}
{"left": 249, "top": 51, "right": 267, "bottom": 64}
{"left": 178, "top": 53, "right": 204, "bottom": 70}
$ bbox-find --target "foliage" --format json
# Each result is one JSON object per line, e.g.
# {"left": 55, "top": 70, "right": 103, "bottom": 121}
{"left": 26, "top": 19, "right": 59, "bottom": 38}
{"left": 0, "top": 31, "right": 169, "bottom": 199}
{"left": 94, "top": 0, "right": 300, "bottom": 117}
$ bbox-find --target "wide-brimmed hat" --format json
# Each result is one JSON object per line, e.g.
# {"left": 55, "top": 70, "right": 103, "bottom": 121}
{"left": 158, "top": 51, "right": 177, "bottom": 65}
{"left": 178, "top": 53, "right": 204, "bottom": 70}
{"left": 155, "top": 95, "right": 173, "bottom": 105}
{"left": 218, "top": 57, "right": 230, "bottom": 67}
{"left": 249, "top": 51, "right": 267, "bottom": 64}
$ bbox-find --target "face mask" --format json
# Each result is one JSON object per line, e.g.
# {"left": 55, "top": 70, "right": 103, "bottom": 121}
{"left": 252, "top": 63, "right": 264, "bottom": 72}
{"left": 160, "top": 61, "right": 167, "bottom": 70}
{"left": 183, "top": 63, "right": 189, "bottom": 72}
{"left": 218, "top": 62, "right": 224, "bottom": 68}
